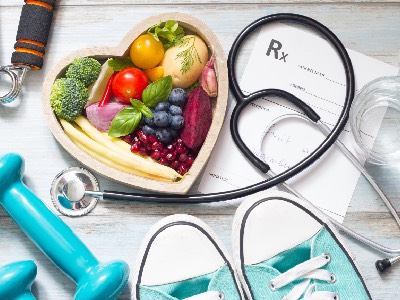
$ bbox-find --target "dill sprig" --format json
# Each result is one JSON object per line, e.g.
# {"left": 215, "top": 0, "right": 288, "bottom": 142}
{"left": 176, "top": 36, "right": 202, "bottom": 74}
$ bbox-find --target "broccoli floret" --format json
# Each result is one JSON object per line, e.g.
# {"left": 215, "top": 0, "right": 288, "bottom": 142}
{"left": 65, "top": 57, "right": 101, "bottom": 87}
{"left": 50, "top": 78, "right": 89, "bottom": 121}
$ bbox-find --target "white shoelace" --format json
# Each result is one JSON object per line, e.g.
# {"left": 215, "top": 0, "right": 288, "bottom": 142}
{"left": 183, "top": 291, "right": 224, "bottom": 300}
{"left": 269, "top": 253, "right": 339, "bottom": 300}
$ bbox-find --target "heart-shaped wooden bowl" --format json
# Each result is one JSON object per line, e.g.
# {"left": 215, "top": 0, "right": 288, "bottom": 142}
{"left": 42, "top": 12, "right": 228, "bottom": 194}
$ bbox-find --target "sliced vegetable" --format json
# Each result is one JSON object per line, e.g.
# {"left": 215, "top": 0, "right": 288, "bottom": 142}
{"left": 112, "top": 67, "right": 149, "bottom": 103}
{"left": 86, "top": 59, "right": 115, "bottom": 107}
{"left": 181, "top": 86, "right": 212, "bottom": 149}
{"left": 98, "top": 72, "right": 117, "bottom": 107}
{"left": 72, "top": 116, "right": 181, "bottom": 180}
{"left": 86, "top": 102, "right": 128, "bottom": 132}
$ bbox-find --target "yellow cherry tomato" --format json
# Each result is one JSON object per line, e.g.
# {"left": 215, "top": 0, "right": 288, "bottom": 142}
{"left": 130, "top": 34, "right": 164, "bottom": 69}
{"left": 144, "top": 66, "right": 164, "bottom": 82}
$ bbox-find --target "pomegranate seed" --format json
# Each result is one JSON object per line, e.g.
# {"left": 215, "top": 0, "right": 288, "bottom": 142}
{"left": 166, "top": 144, "right": 175, "bottom": 152}
{"left": 176, "top": 138, "right": 183, "bottom": 144}
{"left": 158, "top": 158, "right": 169, "bottom": 165}
{"left": 151, "top": 150, "right": 161, "bottom": 160}
{"left": 139, "top": 147, "right": 149, "bottom": 156}
{"left": 152, "top": 141, "right": 163, "bottom": 151}
{"left": 186, "top": 156, "right": 194, "bottom": 166}
{"left": 149, "top": 135, "right": 158, "bottom": 144}
{"left": 123, "top": 135, "right": 133, "bottom": 144}
{"left": 178, "top": 153, "right": 188, "bottom": 162}
{"left": 130, "top": 142, "right": 140, "bottom": 153}
{"left": 176, "top": 144, "right": 187, "bottom": 154}
{"left": 133, "top": 136, "right": 139, "bottom": 143}
{"left": 170, "top": 160, "right": 179, "bottom": 169}
{"left": 138, "top": 132, "right": 149, "bottom": 144}
{"left": 166, "top": 152, "right": 177, "bottom": 161}
{"left": 161, "top": 149, "right": 169, "bottom": 158}
{"left": 178, "top": 164, "right": 188, "bottom": 175}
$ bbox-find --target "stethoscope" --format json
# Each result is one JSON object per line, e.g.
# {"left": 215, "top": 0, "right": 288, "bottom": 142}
{"left": 50, "top": 14, "right": 400, "bottom": 273}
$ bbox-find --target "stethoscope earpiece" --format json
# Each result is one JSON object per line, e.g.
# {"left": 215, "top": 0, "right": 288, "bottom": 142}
{"left": 376, "top": 256, "right": 400, "bottom": 273}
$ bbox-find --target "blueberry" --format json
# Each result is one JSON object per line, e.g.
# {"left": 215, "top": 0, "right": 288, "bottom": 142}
{"left": 154, "top": 111, "right": 170, "bottom": 127}
{"left": 156, "top": 128, "right": 172, "bottom": 144}
{"left": 142, "top": 125, "right": 155, "bottom": 136}
{"left": 169, "top": 105, "right": 182, "bottom": 116}
{"left": 170, "top": 128, "right": 179, "bottom": 138}
{"left": 168, "top": 88, "right": 187, "bottom": 107}
{"left": 171, "top": 115, "right": 184, "bottom": 130}
{"left": 139, "top": 117, "right": 146, "bottom": 125}
{"left": 144, "top": 116, "right": 154, "bottom": 126}
{"left": 155, "top": 101, "right": 170, "bottom": 112}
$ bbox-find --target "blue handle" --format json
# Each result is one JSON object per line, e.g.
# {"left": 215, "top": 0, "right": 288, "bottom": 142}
{"left": 0, "top": 153, "right": 129, "bottom": 300}
{"left": 0, "top": 260, "right": 36, "bottom": 300}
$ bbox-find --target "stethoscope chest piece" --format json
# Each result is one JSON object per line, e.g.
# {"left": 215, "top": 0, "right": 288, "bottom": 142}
{"left": 51, "top": 167, "right": 100, "bottom": 217}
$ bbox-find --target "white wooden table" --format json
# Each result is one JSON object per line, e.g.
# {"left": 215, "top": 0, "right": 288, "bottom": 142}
{"left": 1, "top": 1, "right": 399, "bottom": 299}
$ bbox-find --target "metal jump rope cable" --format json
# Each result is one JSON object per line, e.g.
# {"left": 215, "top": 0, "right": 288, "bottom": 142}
{"left": 260, "top": 115, "right": 400, "bottom": 272}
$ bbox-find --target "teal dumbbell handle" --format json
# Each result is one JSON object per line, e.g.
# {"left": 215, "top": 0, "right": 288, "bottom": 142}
{"left": 0, "top": 153, "right": 129, "bottom": 300}
{"left": 0, "top": 260, "right": 36, "bottom": 300}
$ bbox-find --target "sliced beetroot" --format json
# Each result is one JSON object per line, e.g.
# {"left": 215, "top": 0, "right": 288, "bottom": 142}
{"left": 181, "top": 87, "right": 212, "bottom": 149}
{"left": 86, "top": 101, "right": 128, "bottom": 132}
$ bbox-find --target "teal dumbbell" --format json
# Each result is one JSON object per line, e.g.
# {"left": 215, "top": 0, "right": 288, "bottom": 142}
{"left": 0, "top": 153, "right": 129, "bottom": 300}
{"left": 0, "top": 260, "right": 36, "bottom": 299}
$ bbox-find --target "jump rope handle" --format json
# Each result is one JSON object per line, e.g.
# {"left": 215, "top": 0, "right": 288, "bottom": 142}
{"left": 11, "top": 0, "right": 56, "bottom": 70}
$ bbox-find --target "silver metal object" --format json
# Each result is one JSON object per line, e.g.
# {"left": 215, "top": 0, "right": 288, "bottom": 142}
{"left": 50, "top": 114, "right": 400, "bottom": 267}
{"left": 0, "top": 65, "right": 29, "bottom": 104}
{"left": 51, "top": 167, "right": 100, "bottom": 217}
{"left": 259, "top": 114, "right": 400, "bottom": 267}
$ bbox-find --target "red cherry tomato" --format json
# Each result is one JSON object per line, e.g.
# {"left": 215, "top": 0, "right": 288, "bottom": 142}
{"left": 111, "top": 67, "right": 149, "bottom": 103}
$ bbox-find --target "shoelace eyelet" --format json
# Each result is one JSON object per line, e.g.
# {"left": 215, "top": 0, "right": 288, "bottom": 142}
{"left": 218, "top": 292, "right": 224, "bottom": 300}
{"left": 329, "top": 273, "right": 337, "bottom": 283}
{"left": 323, "top": 252, "right": 331, "bottom": 263}
{"left": 269, "top": 281, "right": 277, "bottom": 291}
{"left": 333, "top": 293, "right": 340, "bottom": 300}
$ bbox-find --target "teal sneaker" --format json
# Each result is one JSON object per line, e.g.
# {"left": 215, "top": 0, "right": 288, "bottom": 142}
{"left": 132, "top": 214, "right": 245, "bottom": 300}
{"left": 232, "top": 191, "right": 371, "bottom": 300}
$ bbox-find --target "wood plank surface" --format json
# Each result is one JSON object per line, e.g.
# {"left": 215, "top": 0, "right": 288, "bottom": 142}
{"left": 1, "top": 1, "right": 400, "bottom": 299}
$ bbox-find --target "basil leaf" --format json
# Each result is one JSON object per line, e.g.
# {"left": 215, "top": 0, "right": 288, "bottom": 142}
{"left": 141, "top": 105, "right": 153, "bottom": 118}
{"left": 130, "top": 99, "right": 144, "bottom": 110}
{"left": 142, "top": 76, "right": 172, "bottom": 108}
{"left": 108, "top": 57, "right": 135, "bottom": 71}
{"left": 108, "top": 107, "right": 142, "bottom": 137}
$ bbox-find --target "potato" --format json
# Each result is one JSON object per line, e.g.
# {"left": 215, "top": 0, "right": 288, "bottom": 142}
{"left": 161, "top": 35, "right": 208, "bottom": 88}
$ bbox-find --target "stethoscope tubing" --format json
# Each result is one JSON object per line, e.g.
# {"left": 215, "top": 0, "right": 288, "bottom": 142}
{"left": 228, "top": 13, "right": 354, "bottom": 190}
{"left": 106, "top": 13, "right": 355, "bottom": 205}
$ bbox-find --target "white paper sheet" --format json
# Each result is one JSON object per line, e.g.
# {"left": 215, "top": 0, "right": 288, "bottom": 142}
{"left": 197, "top": 23, "right": 399, "bottom": 222}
